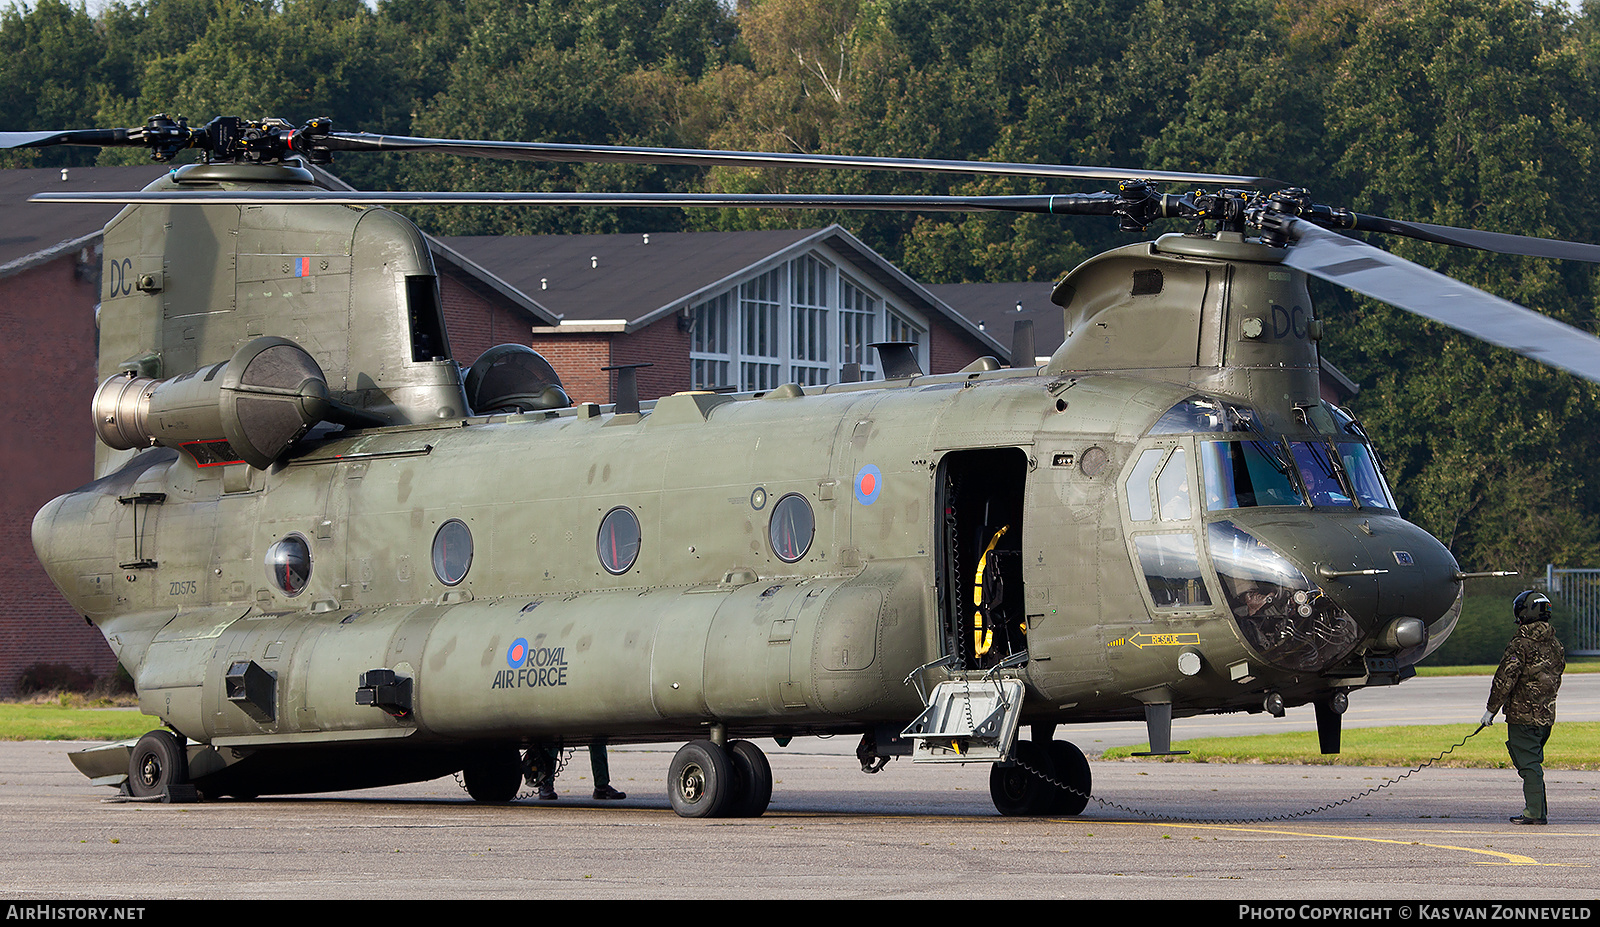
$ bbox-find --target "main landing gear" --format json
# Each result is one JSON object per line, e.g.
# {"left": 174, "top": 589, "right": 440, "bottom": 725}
{"left": 127, "top": 729, "right": 197, "bottom": 801}
{"left": 989, "top": 737, "right": 1092, "bottom": 816}
{"left": 667, "top": 739, "right": 773, "bottom": 818}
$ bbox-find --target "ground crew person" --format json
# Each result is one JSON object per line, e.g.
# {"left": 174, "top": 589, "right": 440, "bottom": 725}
{"left": 1480, "top": 590, "right": 1565, "bottom": 825}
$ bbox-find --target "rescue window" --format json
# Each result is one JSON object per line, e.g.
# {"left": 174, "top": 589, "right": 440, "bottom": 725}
{"left": 431, "top": 519, "right": 473, "bottom": 586}
{"left": 1132, "top": 533, "right": 1211, "bottom": 608}
{"left": 265, "top": 534, "right": 311, "bottom": 597}
{"left": 769, "top": 494, "right": 815, "bottom": 563}
{"left": 597, "top": 507, "right": 641, "bottom": 575}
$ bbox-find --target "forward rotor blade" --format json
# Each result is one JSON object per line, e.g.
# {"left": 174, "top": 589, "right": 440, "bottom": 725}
{"left": 1350, "top": 214, "right": 1600, "bottom": 263}
{"left": 30, "top": 189, "right": 1130, "bottom": 216}
{"left": 1283, "top": 220, "right": 1600, "bottom": 385}
{"left": 321, "top": 132, "right": 1279, "bottom": 186}
{"left": 2, "top": 129, "right": 131, "bottom": 149}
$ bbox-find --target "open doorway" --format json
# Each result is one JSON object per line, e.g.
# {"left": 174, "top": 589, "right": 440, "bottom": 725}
{"left": 936, "top": 448, "right": 1028, "bottom": 670}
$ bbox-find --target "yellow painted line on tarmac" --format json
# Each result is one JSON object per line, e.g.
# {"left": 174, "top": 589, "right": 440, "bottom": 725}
{"left": 1102, "top": 820, "right": 1564, "bottom": 866}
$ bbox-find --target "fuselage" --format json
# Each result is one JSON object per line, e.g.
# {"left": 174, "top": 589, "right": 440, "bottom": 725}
{"left": 33, "top": 362, "right": 1462, "bottom": 755}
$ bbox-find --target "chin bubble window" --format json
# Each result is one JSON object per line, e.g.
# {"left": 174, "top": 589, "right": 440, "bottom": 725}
{"left": 265, "top": 534, "right": 312, "bottom": 597}
{"left": 431, "top": 519, "right": 474, "bottom": 586}
{"left": 597, "top": 507, "right": 641, "bottom": 575}
{"left": 769, "top": 493, "right": 815, "bottom": 562}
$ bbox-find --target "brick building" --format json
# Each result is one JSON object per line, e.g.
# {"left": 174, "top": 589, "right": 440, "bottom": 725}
{"left": 441, "top": 226, "right": 1008, "bottom": 405}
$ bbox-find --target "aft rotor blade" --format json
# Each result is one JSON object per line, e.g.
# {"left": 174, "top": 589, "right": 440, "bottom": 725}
{"left": 1350, "top": 214, "right": 1600, "bottom": 263}
{"left": 30, "top": 189, "right": 1133, "bottom": 215}
{"left": 321, "top": 132, "right": 1279, "bottom": 187}
{"left": 1283, "top": 220, "right": 1600, "bottom": 385}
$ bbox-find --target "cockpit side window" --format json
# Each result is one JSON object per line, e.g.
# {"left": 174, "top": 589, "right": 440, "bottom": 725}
{"left": 1125, "top": 448, "right": 1164, "bottom": 521}
{"left": 1156, "top": 447, "right": 1191, "bottom": 521}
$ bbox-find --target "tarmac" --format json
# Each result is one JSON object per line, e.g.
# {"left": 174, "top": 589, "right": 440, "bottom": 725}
{"left": 0, "top": 675, "right": 1596, "bottom": 901}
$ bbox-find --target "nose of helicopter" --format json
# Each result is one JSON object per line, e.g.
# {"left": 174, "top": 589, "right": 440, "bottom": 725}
{"left": 1219, "top": 511, "right": 1462, "bottom": 635}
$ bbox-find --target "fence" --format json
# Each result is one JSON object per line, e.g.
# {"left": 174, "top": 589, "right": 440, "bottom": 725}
{"left": 1543, "top": 565, "right": 1600, "bottom": 656}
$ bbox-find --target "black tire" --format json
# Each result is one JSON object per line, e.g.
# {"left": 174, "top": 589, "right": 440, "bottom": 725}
{"left": 724, "top": 740, "right": 773, "bottom": 818}
{"left": 989, "top": 740, "right": 1055, "bottom": 816}
{"left": 462, "top": 747, "right": 523, "bottom": 803}
{"left": 668, "top": 740, "right": 734, "bottom": 819}
{"left": 1046, "top": 739, "right": 1092, "bottom": 815}
{"left": 128, "top": 730, "right": 188, "bottom": 799}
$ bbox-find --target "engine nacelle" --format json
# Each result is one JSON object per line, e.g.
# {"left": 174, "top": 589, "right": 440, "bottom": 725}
{"left": 93, "top": 336, "right": 330, "bottom": 469}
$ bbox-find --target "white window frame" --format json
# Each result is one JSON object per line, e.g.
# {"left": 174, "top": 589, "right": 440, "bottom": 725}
{"left": 683, "top": 248, "right": 930, "bottom": 391}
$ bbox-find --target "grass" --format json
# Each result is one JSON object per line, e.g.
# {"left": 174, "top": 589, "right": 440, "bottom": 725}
{"left": 1413, "top": 656, "right": 1600, "bottom": 676}
{"left": 0, "top": 693, "right": 150, "bottom": 742}
{"left": 1102, "top": 721, "right": 1600, "bottom": 769}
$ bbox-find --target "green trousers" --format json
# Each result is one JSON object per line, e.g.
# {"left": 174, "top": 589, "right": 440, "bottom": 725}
{"left": 1506, "top": 723, "right": 1553, "bottom": 820}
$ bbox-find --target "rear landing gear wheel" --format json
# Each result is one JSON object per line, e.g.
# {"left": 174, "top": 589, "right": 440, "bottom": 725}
{"left": 668, "top": 740, "right": 734, "bottom": 818}
{"left": 462, "top": 747, "right": 523, "bottom": 803}
{"left": 1046, "top": 739, "right": 1092, "bottom": 815}
{"left": 724, "top": 740, "right": 773, "bottom": 818}
{"left": 989, "top": 740, "right": 1055, "bottom": 816}
{"left": 128, "top": 729, "right": 188, "bottom": 799}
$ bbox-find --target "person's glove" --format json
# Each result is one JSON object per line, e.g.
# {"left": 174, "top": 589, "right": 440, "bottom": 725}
{"left": 1480, "top": 710, "right": 1496, "bottom": 726}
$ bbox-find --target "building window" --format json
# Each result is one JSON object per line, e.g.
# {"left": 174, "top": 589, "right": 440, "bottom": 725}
{"left": 740, "top": 269, "right": 782, "bottom": 391}
{"left": 690, "top": 292, "right": 732, "bottom": 389}
{"left": 840, "top": 274, "right": 878, "bottom": 380}
{"left": 684, "top": 249, "right": 928, "bottom": 391}
{"left": 791, "top": 255, "right": 831, "bottom": 386}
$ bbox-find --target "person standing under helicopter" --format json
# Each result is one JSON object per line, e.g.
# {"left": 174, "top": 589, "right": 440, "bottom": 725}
{"left": 1480, "top": 591, "right": 1565, "bottom": 825}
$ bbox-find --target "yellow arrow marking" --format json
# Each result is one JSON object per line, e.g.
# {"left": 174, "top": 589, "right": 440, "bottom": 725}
{"left": 1118, "top": 631, "right": 1202, "bottom": 648}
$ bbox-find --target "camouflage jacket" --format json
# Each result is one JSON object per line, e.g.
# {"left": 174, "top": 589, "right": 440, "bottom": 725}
{"left": 1486, "top": 620, "right": 1566, "bottom": 726}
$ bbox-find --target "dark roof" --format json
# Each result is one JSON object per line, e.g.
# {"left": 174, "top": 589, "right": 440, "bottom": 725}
{"left": 923, "top": 282, "right": 1062, "bottom": 358}
{"left": 441, "top": 226, "right": 1007, "bottom": 355}
{"left": 0, "top": 166, "right": 171, "bottom": 275}
{"left": 441, "top": 228, "right": 822, "bottom": 324}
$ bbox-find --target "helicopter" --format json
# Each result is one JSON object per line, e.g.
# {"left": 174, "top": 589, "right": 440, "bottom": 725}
{"left": 11, "top": 113, "right": 1600, "bottom": 817}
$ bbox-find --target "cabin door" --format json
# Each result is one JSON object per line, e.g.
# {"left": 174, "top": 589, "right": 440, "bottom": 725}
{"left": 935, "top": 448, "right": 1028, "bottom": 671}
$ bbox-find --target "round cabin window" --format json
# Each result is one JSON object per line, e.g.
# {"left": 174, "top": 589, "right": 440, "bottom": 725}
{"left": 432, "top": 519, "right": 474, "bottom": 586}
{"left": 769, "top": 494, "right": 815, "bottom": 563}
{"left": 265, "top": 534, "right": 312, "bottom": 597}
{"left": 597, "top": 507, "right": 641, "bottom": 575}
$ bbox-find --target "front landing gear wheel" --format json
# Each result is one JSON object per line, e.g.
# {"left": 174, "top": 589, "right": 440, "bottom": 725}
{"left": 1046, "top": 739, "right": 1092, "bottom": 815}
{"left": 668, "top": 740, "right": 734, "bottom": 818}
{"left": 989, "top": 740, "right": 1055, "bottom": 816}
{"left": 128, "top": 730, "right": 188, "bottom": 799}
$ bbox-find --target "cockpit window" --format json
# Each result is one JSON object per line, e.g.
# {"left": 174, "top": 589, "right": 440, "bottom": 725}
{"left": 1290, "top": 441, "right": 1352, "bottom": 507}
{"left": 1200, "top": 440, "right": 1304, "bottom": 511}
{"left": 1149, "top": 396, "right": 1257, "bottom": 434}
{"left": 1338, "top": 442, "right": 1395, "bottom": 509}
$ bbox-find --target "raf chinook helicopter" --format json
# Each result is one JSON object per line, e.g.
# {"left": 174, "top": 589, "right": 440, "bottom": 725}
{"left": 12, "top": 114, "right": 1600, "bottom": 817}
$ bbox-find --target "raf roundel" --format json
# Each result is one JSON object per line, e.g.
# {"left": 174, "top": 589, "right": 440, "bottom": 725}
{"left": 507, "top": 638, "right": 529, "bottom": 669}
{"left": 854, "top": 464, "right": 883, "bottom": 505}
